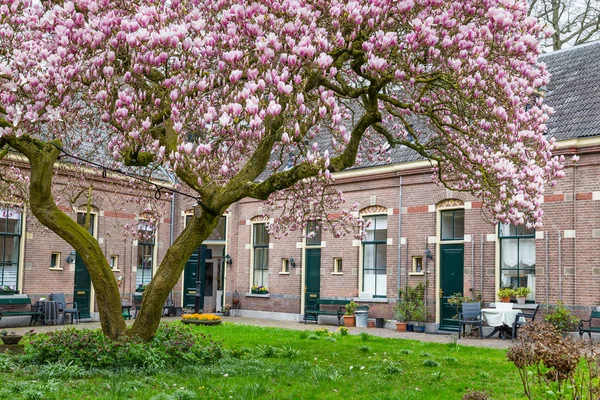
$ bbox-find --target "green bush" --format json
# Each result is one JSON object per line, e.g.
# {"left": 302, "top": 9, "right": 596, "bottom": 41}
{"left": 544, "top": 301, "right": 578, "bottom": 332}
{"left": 26, "top": 322, "right": 222, "bottom": 370}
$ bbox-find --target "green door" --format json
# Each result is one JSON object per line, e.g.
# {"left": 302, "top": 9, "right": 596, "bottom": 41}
{"left": 305, "top": 248, "right": 321, "bottom": 309}
{"left": 183, "top": 245, "right": 209, "bottom": 310}
{"left": 439, "top": 244, "right": 464, "bottom": 331}
{"left": 74, "top": 213, "right": 95, "bottom": 319}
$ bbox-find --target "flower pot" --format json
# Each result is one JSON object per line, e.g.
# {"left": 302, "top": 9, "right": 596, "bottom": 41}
{"left": 367, "top": 320, "right": 375, "bottom": 328}
{"left": 1, "top": 335, "right": 23, "bottom": 345}
{"left": 516, "top": 296, "right": 526, "bottom": 304}
{"left": 406, "top": 323, "right": 414, "bottom": 332}
{"left": 223, "top": 310, "right": 230, "bottom": 316}
{"left": 343, "top": 315, "right": 356, "bottom": 327}
{"left": 181, "top": 319, "right": 222, "bottom": 326}
{"left": 414, "top": 325, "right": 426, "bottom": 333}
{"left": 501, "top": 297, "right": 511, "bottom": 303}
{"left": 396, "top": 322, "right": 407, "bottom": 332}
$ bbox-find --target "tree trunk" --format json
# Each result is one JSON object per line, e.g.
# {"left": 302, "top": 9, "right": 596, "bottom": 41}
{"left": 129, "top": 209, "right": 220, "bottom": 341}
{"left": 5, "top": 137, "right": 127, "bottom": 339}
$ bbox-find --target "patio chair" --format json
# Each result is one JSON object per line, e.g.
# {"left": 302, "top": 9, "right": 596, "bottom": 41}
{"left": 50, "top": 293, "right": 80, "bottom": 324}
{"left": 162, "top": 298, "right": 175, "bottom": 317}
{"left": 132, "top": 293, "right": 143, "bottom": 318}
{"left": 458, "top": 303, "right": 483, "bottom": 339}
{"left": 512, "top": 304, "right": 540, "bottom": 340}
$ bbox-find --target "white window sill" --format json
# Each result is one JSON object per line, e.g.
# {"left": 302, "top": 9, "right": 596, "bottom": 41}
{"left": 331, "top": 272, "right": 344, "bottom": 275}
{"left": 409, "top": 272, "right": 424, "bottom": 276}
{"left": 352, "top": 297, "right": 389, "bottom": 303}
{"left": 246, "top": 293, "right": 270, "bottom": 298}
{"left": 112, "top": 269, "right": 121, "bottom": 272}
{"left": 279, "top": 272, "right": 290, "bottom": 275}
{"left": 49, "top": 267, "right": 63, "bottom": 271}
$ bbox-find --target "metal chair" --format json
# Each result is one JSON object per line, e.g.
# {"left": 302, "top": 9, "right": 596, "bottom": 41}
{"left": 512, "top": 304, "right": 540, "bottom": 340}
{"left": 458, "top": 303, "right": 484, "bottom": 339}
{"left": 132, "top": 293, "right": 143, "bottom": 318}
{"left": 50, "top": 293, "right": 80, "bottom": 324}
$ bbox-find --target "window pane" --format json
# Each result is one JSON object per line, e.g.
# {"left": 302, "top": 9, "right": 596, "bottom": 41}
{"left": 519, "top": 239, "right": 536, "bottom": 268}
{"left": 364, "top": 217, "right": 376, "bottom": 241}
{"left": 306, "top": 221, "right": 321, "bottom": 245}
{"left": 0, "top": 264, "right": 17, "bottom": 287}
{"left": 3, "top": 210, "right": 21, "bottom": 234}
{"left": 77, "top": 213, "right": 95, "bottom": 234}
{"left": 363, "top": 244, "right": 376, "bottom": 269}
{"left": 441, "top": 211, "right": 454, "bottom": 240}
{"left": 499, "top": 223, "right": 517, "bottom": 237}
{"left": 374, "top": 216, "right": 387, "bottom": 241}
{"left": 519, "top": 225, "right": 535, "bottom": 237}
{"left": 375, "top": 270, "right": 387, "bottom": 296}
{"left": 253, "top": 224, "right": 268, "bottom": 246}
{"left": 254, "top": 248, "right": 268, "bottom": 270}
{"left": 453, "top": 210, "right": 464, "bottom": 239}
{"left": 364, "top": 268, "right": 375, "bottom": 294}
{"left": 207, "top": 216, "right": 226, "bottom": 241}
{"left": 376, "top": 244, "right": 387, "bottom": 270}
{"left": 501, "top": 239, "right": 518, "bottom": 269}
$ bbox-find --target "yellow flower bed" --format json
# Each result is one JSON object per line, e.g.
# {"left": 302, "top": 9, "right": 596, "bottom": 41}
{"left": 182, "top": 313, "right": 222, "bottom": 322}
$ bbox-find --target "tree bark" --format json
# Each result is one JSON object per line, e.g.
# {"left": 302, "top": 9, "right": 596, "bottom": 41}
{"left": 129, "top": 209, "right": 220, "bottom": 341}
{"left": 3, "top": 136, "right": 127, "bottom": 339}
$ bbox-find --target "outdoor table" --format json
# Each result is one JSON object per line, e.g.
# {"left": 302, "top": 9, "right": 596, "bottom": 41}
{"left": 481, "top": 308, "right": 523, "bottom": 339}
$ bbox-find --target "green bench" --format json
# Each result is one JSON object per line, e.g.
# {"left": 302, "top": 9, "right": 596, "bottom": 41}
{"left": 0, "top": 296, "right": 42, "bottom": 326}
{"left": 579, "top": 310, "right": 600, "bottom": 339}
{"left": 304, "top": 299, "right": 351, "bottom": 326}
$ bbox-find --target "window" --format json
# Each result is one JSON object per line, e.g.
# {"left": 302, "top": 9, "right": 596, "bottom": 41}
{"left": 281, "top": 258, "right": 289, "bottom": 273}
{"left": 412, "top": 256, "right": 423, "bottom": 274}
{"left": 440, "top": 209, "right": 464, "bottom": 240}
{"left": 252, "top": 223, "right": 269, "bottom": 287}
{"left": 109, "top": 255, "right": 119, "bottom": 271}
{"left": 50, "top": 252, "right": 61, "bottom": 269}
{"left": 306, "top": 221, "right": 321, "bottom": 246}
{"left": 136, "top": 221, "right": 155, "bottom": 286}
{"left": 334, "top": 258, "right": 343, "bottom": 274}
{"left": 0, "top": 208, "right": 21, "bottom": 289}
{"left": 206, "top": 216, "right": 226, "bottom": 241}
{"left": 499, "top": 224, "right": 535, "bottom": 300}
{"left": 362, "top": 215, "right": 387, "bottom": 297}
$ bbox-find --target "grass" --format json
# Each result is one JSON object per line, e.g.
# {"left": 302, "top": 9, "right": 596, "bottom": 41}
{"left": 0, "top": 323, "right": 524, "bottom": 399}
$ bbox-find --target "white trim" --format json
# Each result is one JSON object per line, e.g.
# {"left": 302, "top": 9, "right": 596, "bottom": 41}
{"left": 463, "top": 234, "right": 472, "bottom": 243}
{"left": 486, "top": 234, "right": 497, "bottom": 242}
{"left": 593, "top": 192, "right": 600, "bottom": 201}
{"left": 535, "top": 231, "right": 545, "bottom": 240}
{"left": 358, "top": 211, "right": 389, "bottom": 298}
{"left": 428, "top": 205, "right": 435, "bottom": 213}
{"left": 564, "top": 230, "right": 576, "bottom": 238}
{"left": 296, "top": 242, "right": 303, "bottom": 248}
{"left": 427, "top": 236, "right": 437, "bottom": 244}
{"left": 49, "top": 267, "right": 64, "bottom": 271}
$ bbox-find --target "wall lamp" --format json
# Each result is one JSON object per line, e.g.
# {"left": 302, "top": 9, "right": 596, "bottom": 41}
{"left": 66, "top": 250, "right": 76, "bottom": 264}
{"left": 289, "top": 257, "right": 296, "bottom": 268}
{"left": 224, "top": 254, "right": 233, "bottom": 266}
{"left": 424, "top": 248, "right": 433, "bottom": 260}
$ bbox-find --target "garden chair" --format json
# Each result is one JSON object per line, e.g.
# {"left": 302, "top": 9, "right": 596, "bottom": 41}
{"left": 50, "top": 293, "right": 80, "bottom": 324}
{"left": 132, "top": 293, "right": 143, "bottom": 318}
{"left": 512, "top": 304, "right": 540, "bottom": 340}
{"left": 458, "top": 303, "right": 483, "bottom": 339}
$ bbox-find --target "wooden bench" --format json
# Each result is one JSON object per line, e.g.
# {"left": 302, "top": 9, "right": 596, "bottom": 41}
{"left": 0, "top": 296, "right": 42, "bottom": 326}
{"left": 304, "top": 299, "right": 351, "bottom": 326}
{"left": 579, "top": 310, "right": 600, "bottom": 339}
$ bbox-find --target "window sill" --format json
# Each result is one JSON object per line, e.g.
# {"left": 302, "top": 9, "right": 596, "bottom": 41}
{"left": 331, "top": 272, "right": 344, "bottom": 275}
{"left": 246, "top": 293, "right": 270, "bottom": 298}
{"left": 409, "top": 272, "right": 424, "bottom": 276}
{"left": 279, "top": 272, "right": 290, "bottom": 275}
{"left": 352, "top": 297, "right": 389, "bottom": 303}
{"left": 49, "top": 267, "right": 63, "bottom": 271}
{"left": 112, "top": 269, "right": 121, "bottom": 272}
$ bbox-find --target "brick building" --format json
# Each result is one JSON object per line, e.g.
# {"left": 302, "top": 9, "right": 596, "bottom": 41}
{"left": 1, "top": 42, "right": 599, "bottom": 330}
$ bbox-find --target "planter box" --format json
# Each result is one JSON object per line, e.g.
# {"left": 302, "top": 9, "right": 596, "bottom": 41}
{"left": 1, "top": 335, "right": 23, "bottom": 345}
{"left": 181, "top": 319, "right": 222, "bottom": 326}
{"left": 0, "top": 291, "right": 15, "bottom": 296}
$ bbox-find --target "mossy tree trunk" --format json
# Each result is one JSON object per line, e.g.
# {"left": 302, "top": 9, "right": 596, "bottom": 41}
{"left": 3, "top": 136, "right": 127, "bottom": 340}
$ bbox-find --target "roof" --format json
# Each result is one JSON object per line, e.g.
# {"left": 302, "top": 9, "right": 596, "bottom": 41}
{"left": 540, "top": 40, "right": 600, "bottom": 141}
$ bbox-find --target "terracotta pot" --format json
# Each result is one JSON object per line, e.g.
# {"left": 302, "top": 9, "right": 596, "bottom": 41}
{"left": 396, "top": 322, "right": 407, "bottom": 332}
{"left": 367, "top": 320, "right": 375, "bottom": 328}
{"left": 343, "top": 315, "right": 356, "bottom": 327}
{"left": 501, "top": 297, "right": 511, "bottom": 303}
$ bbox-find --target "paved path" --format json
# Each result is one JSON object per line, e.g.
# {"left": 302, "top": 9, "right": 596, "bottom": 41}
{"left": 4, "top": 315, "right": 516, "bottom": 349}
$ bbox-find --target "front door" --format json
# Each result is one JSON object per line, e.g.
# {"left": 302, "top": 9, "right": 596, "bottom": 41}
{"left": 439, "top": 244, "right": 464, "bottom": 331}
{"left": 183, "top": 245, "right": 211, "bottom": 310}
{"left": 73, "top": 213, "right": 95, "bottom": 319}
{"left": 305, "top": 248, "right": 321, "bottom": 309}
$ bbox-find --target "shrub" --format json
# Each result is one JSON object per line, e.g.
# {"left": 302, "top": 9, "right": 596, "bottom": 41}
{"left": 26, "top": 322, "right": 222, "bottom": 370}
{"left": 544, "top": 301, "right": 578, "bottom": 332}
{"left": 337, "top": 326, "right": 348, "bottom": 336}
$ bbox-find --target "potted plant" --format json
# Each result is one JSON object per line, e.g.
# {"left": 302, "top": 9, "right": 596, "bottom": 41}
{"left": 136, "top": 284, "right": 147, "bottom": 293}
{"left": 223, "top": 304, "right": 231, "bottom": 316}
{"left": 394, "top": 309, "right": 407, "bottom": 332}
{"left": 343, "top": 300, "right": 358, "bottom": 327}
{"left": 545, "top": 301, "right": 578, "bottom": 336}
{"left": 0, "top": 330, "right": 23, "bottom": 345}
{"left": 412, "top": 301, "right": 427, "bottom": 333}
{"left": 0, "top": 285, "right": 15, "bottom": 295}
{"left": 181, "top": 313, "right": 222, "bottom": 326}
{"left": 251, "top": 285, "right": 268, "bottom": 294}
{"left": 515, "top": 287, "right": 531, "bottom": 304}
{"left": 497, "top": 288, "right": 515, "bottom": 303}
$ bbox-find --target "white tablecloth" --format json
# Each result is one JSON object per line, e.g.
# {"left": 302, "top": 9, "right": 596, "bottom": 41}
{"left": 481, "top": 308, "right": 523, "bottom": 327}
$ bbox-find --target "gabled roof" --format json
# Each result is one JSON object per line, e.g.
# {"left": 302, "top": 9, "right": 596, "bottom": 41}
{"left": 541, "top": 40, "right": 600, "bottom": 141}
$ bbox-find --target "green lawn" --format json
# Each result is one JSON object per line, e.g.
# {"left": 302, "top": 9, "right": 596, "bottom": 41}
{"left": 0, "top": 323, "right": 524, "bottom": 399}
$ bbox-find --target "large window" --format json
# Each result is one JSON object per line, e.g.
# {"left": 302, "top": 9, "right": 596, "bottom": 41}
{"left": 440, "top": 209, "right": 464, "bottom": 240}
{"left": 136, "top": 221, "right": 155, "bottom": 286}
{"left": 362, "top": 215, "right": 387, "bottom": 297}
{"left": 499, "top": 224, "right": 535, "bottom": 299}
{"left": 253, "top": 223, "right": 269, "bottom": 287}
{"left": 0, "top": 208, "right": 21, "bottom": 290}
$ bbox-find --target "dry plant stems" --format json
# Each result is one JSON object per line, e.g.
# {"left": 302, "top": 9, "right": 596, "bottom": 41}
{"left": 506, "top": 322, "right": 600, "bottom": 399}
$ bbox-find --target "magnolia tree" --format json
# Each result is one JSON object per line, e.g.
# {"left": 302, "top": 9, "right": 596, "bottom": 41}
{"left": 0, "top": 0, "right": 563, "bottom": 340}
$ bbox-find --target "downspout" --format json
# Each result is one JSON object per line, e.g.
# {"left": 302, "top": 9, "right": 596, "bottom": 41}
{"left": 471, "top": 237, "right": 475, "bottom": 296}
{"left": 397, "top": 176, "right": 403, "bottom": 298}
{"left": 558, "top": 231, "right": 562, "bottom": 301}
{"left": 480, "top": 234, "right": 483, "bottom": 298}
{"left": 545, "top": 233, "right": 549, "bottom": 311}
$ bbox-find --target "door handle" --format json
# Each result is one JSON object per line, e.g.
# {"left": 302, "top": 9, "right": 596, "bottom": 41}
{"left": 439, "top": 289, "right": 443, "bottom": 299}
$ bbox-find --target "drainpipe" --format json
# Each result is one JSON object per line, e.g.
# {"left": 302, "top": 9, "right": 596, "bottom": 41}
{"left": 545, "top": 233, "right": 549, "bottom": 311}
{"left": 471, "top": 237, "right": 475, "bottom": 296}
{"left": 558, "top": 231, "right": 562, "bottom": 301}
{"left": 397, "top": 176, "right": 403, "bottom": 298}
{"left": 480, "top": 235, "right": 483, "bottom": 299}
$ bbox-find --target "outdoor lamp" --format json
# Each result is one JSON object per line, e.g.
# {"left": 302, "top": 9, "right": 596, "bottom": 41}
{"left": 424, "top": 248, "right": 433, "bottom": 260}
{"left": 66, "top": 251, "right": 76, "bottom": 264}
{"left": 225, "top": 254, "right": 233, "bottom": 266}
{"left": 289, "top": 257, "right": 296, "bottom": 268}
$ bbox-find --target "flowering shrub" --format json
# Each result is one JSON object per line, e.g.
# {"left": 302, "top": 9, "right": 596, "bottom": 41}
{"left": 0, "top": 285, "right": 14, "bottom": 292}
{"left": 26, "top": 322, "right": 222, "bottom": 369}
{"left": 136, "top": 284, "right": 147, "bottom": 292}
{"left": 251, "top": 286, "right": 268, "bottom": 294}
{"left": 182, "top": 314, "right": 222, "bottom": 322}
